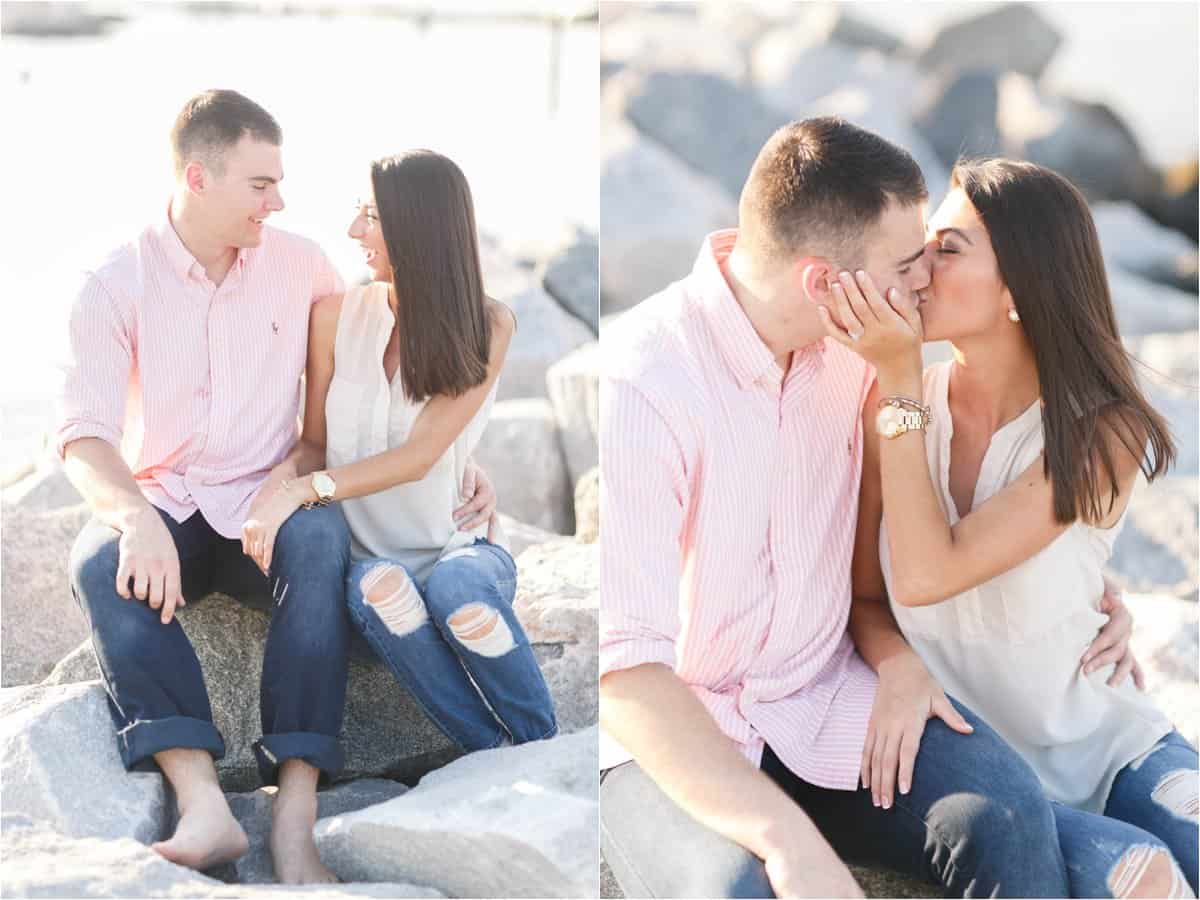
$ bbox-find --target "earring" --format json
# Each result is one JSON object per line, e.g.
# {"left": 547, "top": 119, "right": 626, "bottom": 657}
{"left": 1007, "top": 308, "right": 1020, "bottom": 323}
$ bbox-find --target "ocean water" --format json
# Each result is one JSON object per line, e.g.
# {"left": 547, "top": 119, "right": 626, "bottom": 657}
{"left": 0, "top": 6, "right": 598, "bottom": 470}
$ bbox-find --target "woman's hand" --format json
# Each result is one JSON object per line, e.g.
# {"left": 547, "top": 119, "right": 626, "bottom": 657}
{"left": 241, "top": 479, "right": 307, "bottom": 575}
{"left": 453, "top": 458, "right": 497, "bottom": 531}
{"left": 863, "top": 653, "right": 973, "bottom": 810}
{"left": 1081, "top": 580, "right": 1146, "bottom": 689}
{"left": 817, "top": 270, "right": 924, "bottom": 383}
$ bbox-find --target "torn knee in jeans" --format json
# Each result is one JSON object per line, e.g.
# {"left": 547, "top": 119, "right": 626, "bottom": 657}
{"left": 1108, "top": 845, "right": 1192, "bottom": 899}
{"left": 1151, "top": 768, "right": 1200, "bottom": 822}
{"left": 447, "top": 602, "right": 515, "bottom": 657}
{"left": 360, "top": 565, "right": 426, "bottom": 636}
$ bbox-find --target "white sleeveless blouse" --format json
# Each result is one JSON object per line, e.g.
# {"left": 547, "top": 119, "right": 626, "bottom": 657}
{"left": 324, "top": 282, "right": 500, "bottom": 586}
{"left": 880, "top": 361, "right": 1172, "bottom": 813}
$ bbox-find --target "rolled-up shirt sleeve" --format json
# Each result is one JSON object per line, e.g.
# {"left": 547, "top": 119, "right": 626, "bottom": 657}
{"left": 599, "top": 376, "right": 690, "bottom": 679}
{"left": 54, "top": 273, "right": 132, "bottom": 460}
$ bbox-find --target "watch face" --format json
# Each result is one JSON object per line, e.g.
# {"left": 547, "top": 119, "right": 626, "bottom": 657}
{"left": 313, "top": 472, "right": 336, "bottom": 499}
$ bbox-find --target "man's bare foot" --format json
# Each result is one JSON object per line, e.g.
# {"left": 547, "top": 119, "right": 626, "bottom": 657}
{"left": 270, "top": 788, "right": 338, "bottom": 884}
{"left": 151, "top": 787, "right": 249, "bottom": 870}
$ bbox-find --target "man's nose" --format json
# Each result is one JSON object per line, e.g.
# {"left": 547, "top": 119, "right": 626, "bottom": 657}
{"left": 268, "top": 188, "right": 285, "bottom": 213}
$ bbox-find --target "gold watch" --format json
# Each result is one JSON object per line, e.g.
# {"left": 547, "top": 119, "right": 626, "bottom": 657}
{"left": 306, "top": 471, "right": 337, "bottom": 508}
{"left": 875, "top": 396, "right": 930, "bottom": 439}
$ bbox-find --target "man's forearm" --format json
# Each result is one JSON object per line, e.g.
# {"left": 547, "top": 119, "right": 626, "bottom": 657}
{"left": 600, "top": 663, "right": 831, "bottom": 864}
{"left": 62, "top": 438, "right": 152, "bottom": 531}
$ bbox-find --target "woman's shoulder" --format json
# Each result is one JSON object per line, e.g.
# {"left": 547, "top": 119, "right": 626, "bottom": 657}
{"left": 486, "top": 296, "right": 517, "bottom": 335}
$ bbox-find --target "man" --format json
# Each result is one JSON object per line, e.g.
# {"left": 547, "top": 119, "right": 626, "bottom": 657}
{"left": 599, "top": 117, "right": 1076, "bottom": 897}
{"left": 57, "top": 90, "right": 494, "bottom": 883}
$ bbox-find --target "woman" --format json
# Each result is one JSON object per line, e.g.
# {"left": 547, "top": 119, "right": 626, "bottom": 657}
{"left": 244, "top": 149, "right": 558, "bottom": 756}
{"left": 821, "top": 159, "right": 1197, "bottom": 898}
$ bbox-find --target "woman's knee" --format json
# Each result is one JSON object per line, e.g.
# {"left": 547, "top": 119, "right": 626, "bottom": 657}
{"left": 352, "top": 561, "right": 429, "bottom": 638}
{"left": 1108, "top": 844, "right": 1193, "bottom": 899}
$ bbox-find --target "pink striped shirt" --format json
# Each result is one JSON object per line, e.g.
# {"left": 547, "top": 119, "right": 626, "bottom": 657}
{"left": 600, "top": 231, "right": 878, "bottom": 788}
{"left": 54, "top": 212, "right": 344, "bottom": 539}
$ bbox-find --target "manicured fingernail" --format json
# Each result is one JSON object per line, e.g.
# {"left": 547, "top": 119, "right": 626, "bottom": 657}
{"left": 900, "top": 781, "right": 909, "bottom": 794}
{"left": 882, "top": 796, "right": 891, "bottom": 809}
{"left": 872, "top": 795, "right": 880, "bottom": 807}
{"left": 888, "top": 288, "right": 897, "bottom": 299}
{"left": 855, "top": 270, "right": 866, "bottom": 279}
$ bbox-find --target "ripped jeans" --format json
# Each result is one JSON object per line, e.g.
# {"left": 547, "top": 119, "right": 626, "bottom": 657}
{"left": 1056, "top": 730, "right": 1198, "bottom": 897}
{"left": 345, "top": 538, "right": 558, "bottom": 751}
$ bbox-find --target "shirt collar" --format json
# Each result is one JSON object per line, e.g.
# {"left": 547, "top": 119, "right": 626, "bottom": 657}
{"left": 691, "top": 229, "right": 825, "bottom": 391}
{"left": 154, "top": 204, "right": 250, "bottom": 282}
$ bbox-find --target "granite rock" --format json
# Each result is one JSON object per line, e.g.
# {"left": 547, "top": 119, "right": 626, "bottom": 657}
{"left": 546, "top": 342, "right": 600, "bottom": 488}
{"left": 475, "top": 398, "right": 575, "bottom": 535}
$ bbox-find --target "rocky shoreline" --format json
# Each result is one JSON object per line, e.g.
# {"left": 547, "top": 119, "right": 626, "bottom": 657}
{"left": 1, "top": 225, "right": 601, "bottom": 895}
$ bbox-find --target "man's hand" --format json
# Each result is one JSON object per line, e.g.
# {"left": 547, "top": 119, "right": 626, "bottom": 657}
{"left": 863, "top": 653, "right": 973, "bottom": 810}
{"left": 115, "top": 505, "right": 185, "bottom": 625}
{"left": 454, "top": 458, "right": 497, "bottom": 533}
{"left": 1081, "top": 580, "right": 1145, "bottom": 689}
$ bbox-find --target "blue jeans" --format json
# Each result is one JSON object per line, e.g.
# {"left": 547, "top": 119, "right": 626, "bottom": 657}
{"left": 68, "top": 504, "right": 352, "bottom": 785}
{"left": 602, "top": 697, "right": 1071, "bottom": 898}
{"left": 345, "top": 538, "right": 557, "bottom": 751}
{"left": 1055, "top": 730, "right": 1198, "bottom": 897}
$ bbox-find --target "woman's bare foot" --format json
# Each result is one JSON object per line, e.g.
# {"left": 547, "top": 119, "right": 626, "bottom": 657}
{"left": 151, "top": 786, "right": 249, "bottom": 870}
{"left": 270, "top": 788, "right": 338, "bottom": 884}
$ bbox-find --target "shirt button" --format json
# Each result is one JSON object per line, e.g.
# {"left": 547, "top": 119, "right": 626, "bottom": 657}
{"left": 197, "top": 387, "right": 210, "bottom": 398}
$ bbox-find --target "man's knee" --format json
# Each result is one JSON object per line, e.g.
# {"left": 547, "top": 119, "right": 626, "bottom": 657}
{"left": 275, "top": 505, "right": 350, "bottom": 569}
{"left": 68, "top": 523, "right": 121, "bottom": 599}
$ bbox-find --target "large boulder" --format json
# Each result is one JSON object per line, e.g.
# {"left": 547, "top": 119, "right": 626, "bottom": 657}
{"left": 1, "top": 500, "right": 91, "bottom": 686}
{"left": 600, "top": 118, "right": 736, "bottom": 315}
{"left": 0, "top": 817, "right": 443, "bottom": 898}
{"left": 546, "top": 342, "right": 600, "bottom": 488}
{"left": 1107, "top": 269, "right": 1199, "bottom": 337}
{"left": 41, "top": 538, "right": 598, "bottom": 792}
{"left": 574, "top": 467, "right": 599, "bottom": 544}
{"left": 475, "top": 399, "right": 575, "bottom": 535}
{"left": 914, "top": 3, "right": 1062, "bottom": 80}
{"left": 314, "top": 727, "right": 599, "bottom": 898}
{"left": 1110, "top": 478, "right": 1198, "bottom": 604}
{"left": 1144, "top": 157, "right": 1198, "bottom": 243}
{"left": 225, "top": 778, "right": 408, "bottom": 885}
{"left": 1093, "top": 202, "right": 1198, "bottom": 294}
{"left": 1125, "top": 593, "right": 1199, "bottom": 748}
{"left": 539, "top": 226, "right": 599, "bottom": 334}
{"left": 997, "top": 74, "right": 1158, "bottom": 207}
{"left": 605, "top": 67, "right": 783, "bottom": 198}
{"left": 601, "top": 8, "right": 750, "bottom": 82}
{"left": 481, "top": 238, "right": 594, "bottom": 402}
{"left": 912, "top": 68, "right": 1004, "bottom": 169}
{"left": 0, "top": 681, "right": 169, "bottom": 844}
{"left": 515, "top": 538, "right": 599, "bottom": 735}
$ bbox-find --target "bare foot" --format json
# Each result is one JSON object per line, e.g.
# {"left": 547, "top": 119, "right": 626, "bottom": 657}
{"left": 270, "top": 789, "right": 338, "bottom": 884}
{"left": 151, "top": 788, "right": 248, "bottom": 870}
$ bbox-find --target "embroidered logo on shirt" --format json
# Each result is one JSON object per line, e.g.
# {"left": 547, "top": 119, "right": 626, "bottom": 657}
{"left": 271, "top": 322, "right": 279, "bottom": 335}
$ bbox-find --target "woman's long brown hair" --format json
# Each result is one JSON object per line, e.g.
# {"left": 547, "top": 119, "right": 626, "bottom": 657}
{"left": 952, "top": 158, "right": 1176, "bottom": 524}
{"left": 371, "top": 150, "right": 491, "bottom": 400}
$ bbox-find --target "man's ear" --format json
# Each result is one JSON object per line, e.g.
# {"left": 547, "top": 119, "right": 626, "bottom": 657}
{"left": 796, "top": 257, "right": 834, "bottom": 305}
{"left": 184, "top": 160, "right": 207, "bottom": 195}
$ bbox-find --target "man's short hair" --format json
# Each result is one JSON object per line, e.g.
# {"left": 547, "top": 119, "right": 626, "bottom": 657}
{"left": 738, "top": 117, "right": 928, "bottom": 269}
{"left": 170, "top": 89, "right": 282, "bottom": 178}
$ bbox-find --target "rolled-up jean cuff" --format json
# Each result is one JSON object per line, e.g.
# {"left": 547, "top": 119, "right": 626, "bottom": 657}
{"left": 119, "top": 716, "right": 226, "bottom": 773}
{"left": 253, "top": 732, "right": 345, "bottom": 787}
